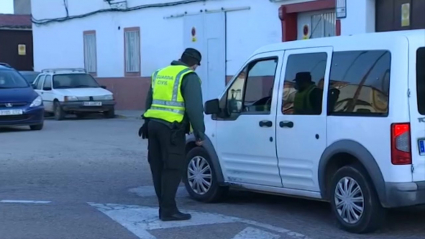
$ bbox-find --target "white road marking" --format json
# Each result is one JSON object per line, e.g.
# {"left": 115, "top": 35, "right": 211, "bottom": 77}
{"left": 0, "top": 200, "right": 51, "bottom": 204}
{"left": 231, "top": 227, "right": 280, "bottom": 239}
{"left": 88, "top": 203, "right": 313, "bottom": 239}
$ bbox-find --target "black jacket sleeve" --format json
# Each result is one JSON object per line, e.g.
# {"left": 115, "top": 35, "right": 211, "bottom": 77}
{"left": 144, "top": 84, "right": 153, "bottom": 110}
{"left": 181, "top": 72, "right": 206, "bottom": 140}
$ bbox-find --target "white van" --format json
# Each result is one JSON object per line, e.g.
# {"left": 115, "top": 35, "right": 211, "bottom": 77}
{"left": 183, "top": 29, "right": 425, "bottom": 233}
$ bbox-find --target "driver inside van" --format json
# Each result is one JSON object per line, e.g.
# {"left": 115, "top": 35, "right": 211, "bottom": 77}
{"left": 293, "top": 72, "right": 323, "bottom": 115}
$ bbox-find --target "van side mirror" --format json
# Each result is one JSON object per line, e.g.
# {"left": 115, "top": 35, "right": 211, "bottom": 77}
{"left": 204, "top": 99, "right": 220, "bottom": 115}
{"left": 101, "top": 85, "right": 107, "bottom": 89}
{"left": 32, "top": 84, "right": 37, "bottom": 89}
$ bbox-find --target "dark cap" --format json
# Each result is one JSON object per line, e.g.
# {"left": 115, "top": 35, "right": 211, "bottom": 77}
{"left": 293, "top": 72, "right": 312, "bottom": 82}
{"left": 181, "top": 48, "right": 202, "bottom": 66}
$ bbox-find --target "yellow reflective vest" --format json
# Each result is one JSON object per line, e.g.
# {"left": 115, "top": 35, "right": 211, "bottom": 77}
{"left": 293, "top": 84, "right": 316, "bottom": 114}
{"left": 143, "top": 65, "right": 194, "bottom": 123}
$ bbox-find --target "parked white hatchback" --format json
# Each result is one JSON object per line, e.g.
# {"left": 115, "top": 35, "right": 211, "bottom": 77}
{"left": 32, "top": 68, "right": 115, "bottom": 120}
{"left": 183, "top": 29, "right": 425, "bottom": 233}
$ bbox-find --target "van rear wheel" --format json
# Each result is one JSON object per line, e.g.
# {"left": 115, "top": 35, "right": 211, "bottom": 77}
{"left": 330, "top": 164, "right": 386, "bottom": 233}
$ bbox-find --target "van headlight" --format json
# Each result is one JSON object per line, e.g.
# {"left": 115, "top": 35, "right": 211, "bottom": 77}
{"left": 30, "top": 96, "right": 42, "bottom": 107}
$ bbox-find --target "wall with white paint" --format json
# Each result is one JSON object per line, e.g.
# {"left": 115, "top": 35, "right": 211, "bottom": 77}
{"left": 340, "top": 0, "right": 376, "bottom": 36}
{"left": 31, "top": 0, "right": 284, "bottom": 77}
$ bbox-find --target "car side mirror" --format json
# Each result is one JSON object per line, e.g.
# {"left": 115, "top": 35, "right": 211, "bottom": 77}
{"left": 43, "top": 87, "right": 52, "bottom": 91}
{"left": 204, "top": 99, "right": 220, "bottom": 115}
{"left": 32, "top": 84, "right": 37, "bottom": 89}
{"left": 101, "top": 85, "right": 107, "bottom": 89}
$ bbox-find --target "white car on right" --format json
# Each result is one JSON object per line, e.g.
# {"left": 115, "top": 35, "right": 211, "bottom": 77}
{"left": 183, "top": 29, "right": 425, "bottom": 233}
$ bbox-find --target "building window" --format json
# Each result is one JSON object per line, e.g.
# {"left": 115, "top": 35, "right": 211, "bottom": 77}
{"left": 124, "top": 27, "right": 141, "bottom": 76}
{"left": 327, "top": 50, "right": 391, "bottom": 116}
{"left": 83, "top": 31, "right": 97, "bottom": 75}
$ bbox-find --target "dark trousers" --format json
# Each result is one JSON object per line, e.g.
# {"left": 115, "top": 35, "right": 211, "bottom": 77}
{"left": 147, "top": 120, "right": 186, "bottom": 215}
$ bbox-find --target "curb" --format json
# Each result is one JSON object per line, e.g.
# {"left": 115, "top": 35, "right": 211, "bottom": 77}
{"left": 114, "top": 114, "right": 142, "bottom": 120}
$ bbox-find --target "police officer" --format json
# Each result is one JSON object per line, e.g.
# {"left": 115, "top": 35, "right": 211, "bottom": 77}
{"left": 293, "top": 72, "right": 323, "bottom": 115}
{"left": 139, "top": 48, "right": 205, "bottom": 221}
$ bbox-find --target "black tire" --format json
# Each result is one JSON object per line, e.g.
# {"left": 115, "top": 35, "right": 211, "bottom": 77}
{"left": 30, "top": 124, "right": 43, "bottom": 131}
{"left": 330, "top": 164, "right": 386, "bottom": 233}
{"left": 54, "top": 101, "right": 65, "bottom": 121}
{"left": 104, "top": 108, "right": 115, "bottom": 118}
{"left": 75, "top": 113, "right": 87, "bottom": 119}
{"left": 183, "top": 147, "right": 228, "bottom": 203}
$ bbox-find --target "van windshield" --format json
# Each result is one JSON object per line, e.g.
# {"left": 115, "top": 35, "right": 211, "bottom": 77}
{"left": 0, "top": 69, "right": 29, "bottom": 89}
{"left": 417, "top": 47, "right": 425, "bottom": 115}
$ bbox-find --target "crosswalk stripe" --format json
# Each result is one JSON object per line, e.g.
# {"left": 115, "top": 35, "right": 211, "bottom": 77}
{"left": 0, "top": 200, "right": 51, "bottom": 204}
{"left": 231, "top": 227, "right": 280, "bottom": 239}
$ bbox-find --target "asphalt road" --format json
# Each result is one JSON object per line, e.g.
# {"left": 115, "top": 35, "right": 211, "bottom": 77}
{"left": 0, "top": 115, "right": 424, "bottom": 239}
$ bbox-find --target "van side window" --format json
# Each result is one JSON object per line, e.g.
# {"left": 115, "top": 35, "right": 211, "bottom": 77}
{"left": 225, "top": 58, "right": 277, "bottom": 114}
{"left": 44, "top": 75, "right": 52, "bottom": 89}
{"left": 281, "top": 53, "right": 327, "bottom": 115}
{"left": 226, "top": 68, "right": 247, "bottom": 114}
{"left": 327, "top": 51, "right": 391, "bottom": 116}
{"left": 36, "top": 75, "right": 45, "bottom": 90}
{"left": 417, "top": 47, "right": 425, "bottom": 115}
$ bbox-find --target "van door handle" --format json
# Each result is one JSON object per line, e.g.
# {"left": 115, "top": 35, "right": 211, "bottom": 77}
{"left": 279, "top": 121, "right": 294, "bottom": 128}
{"left": 259, "top": 120, "right": 273, "bottom": 127}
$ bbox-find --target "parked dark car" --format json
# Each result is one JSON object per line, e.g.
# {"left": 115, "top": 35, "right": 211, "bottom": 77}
{"left": 19, "top": 71, "right": 40, "bottom": 84}
{"left": 0, "top": 65, "right": 44, "bottom": 130}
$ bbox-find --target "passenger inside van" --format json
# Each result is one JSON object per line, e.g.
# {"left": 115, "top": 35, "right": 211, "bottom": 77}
{"left": 293, "top": 72, "right": 323, "bottom": 115}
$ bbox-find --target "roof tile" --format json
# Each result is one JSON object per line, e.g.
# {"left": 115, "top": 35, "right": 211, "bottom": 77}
{"left": 0, "top": 14, "right": 32, "bottom": 29}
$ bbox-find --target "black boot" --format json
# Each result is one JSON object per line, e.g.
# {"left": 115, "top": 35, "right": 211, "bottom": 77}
{"left": 160, "top": 211, "right": 191, "bottom": 221}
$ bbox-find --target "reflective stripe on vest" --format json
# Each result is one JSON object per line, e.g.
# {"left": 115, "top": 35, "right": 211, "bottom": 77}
{"left": 151, "top": 100, "right": 185, "bottom": 107}
{"left": 149, "top": 106, "right": 185, "bottom": 115}
{"left": 143, "top": 65, "right": 194, "bottom": 123}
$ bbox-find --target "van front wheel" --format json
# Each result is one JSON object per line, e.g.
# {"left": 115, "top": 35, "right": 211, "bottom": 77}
{"left": 330, "top": 164, "right": 386, "bottom": 233}
{"left": 183, "top": 147, "right": 228, "bottom": 203}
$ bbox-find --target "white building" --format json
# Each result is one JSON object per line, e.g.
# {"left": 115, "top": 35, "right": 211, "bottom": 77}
{"left": 31, "top": 0, "right": 425, "bottom": 110}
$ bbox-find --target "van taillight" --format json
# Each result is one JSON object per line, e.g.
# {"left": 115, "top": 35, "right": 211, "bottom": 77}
{"left": 391, "top": 123, "right": 412, "bottom": 165}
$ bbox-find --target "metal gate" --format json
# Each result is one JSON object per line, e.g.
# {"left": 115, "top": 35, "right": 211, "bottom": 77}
{"left": 310, "top": 12, "right": 336, "bottom": 38}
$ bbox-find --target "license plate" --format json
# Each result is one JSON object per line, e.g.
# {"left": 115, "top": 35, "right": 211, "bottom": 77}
{"left": 418, "top": 138, "right": 425, "bottom": 156}
{"left": 0, "top": 109, "right": 23, "bottom": 116}
{"left": 83, "top": 102, "right": 102, "bottom": 106}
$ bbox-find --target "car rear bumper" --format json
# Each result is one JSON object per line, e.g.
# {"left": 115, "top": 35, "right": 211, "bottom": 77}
{"left": 0, "top": 106, "right": 44, "bottom": 126}
{"left": 60, "top": 100, "right": 115, "bottom": 112}
{"left": 385, "top": 181, "right": 425, "bottom": 207}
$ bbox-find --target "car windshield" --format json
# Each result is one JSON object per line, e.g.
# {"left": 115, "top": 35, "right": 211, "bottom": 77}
{"left": 417, "top": 47, "right": 425, "bottom": 115}
{"left": 20, "top": 72, "right": 40, "bottom": 83}
{"left": 53, "top": 74, "right": 100, "bottom": 89}
{"left": 0, "top": 69, "right": 30, "bottom": 89}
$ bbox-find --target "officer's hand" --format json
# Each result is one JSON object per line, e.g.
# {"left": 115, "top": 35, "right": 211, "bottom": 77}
{"left": 138, "top": 126, "right": 143, "bottom": 137}
{"left": 195, "top": 140, "right": 203, "bottom": 146}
